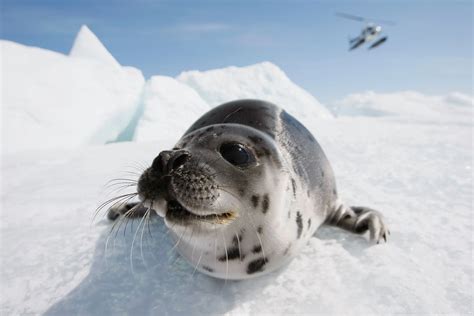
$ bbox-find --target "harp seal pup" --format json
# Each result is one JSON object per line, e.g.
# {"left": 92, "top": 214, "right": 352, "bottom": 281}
{"left": 109, "top": 99, "right": 389, "bottom": 279}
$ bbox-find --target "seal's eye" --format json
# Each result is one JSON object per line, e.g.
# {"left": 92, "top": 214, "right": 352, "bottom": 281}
{"left": 220, "top": 143, "right": 252, "bottom": 166}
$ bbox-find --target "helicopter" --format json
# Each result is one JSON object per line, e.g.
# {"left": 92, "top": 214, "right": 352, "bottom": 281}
{"left": 336, "top": 12, "right": 395, "bottom": 50}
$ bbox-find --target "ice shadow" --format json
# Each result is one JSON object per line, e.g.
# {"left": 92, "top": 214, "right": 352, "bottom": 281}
{"left": 315, "top": 225, "right": 376, "bottom": 257}
{"left": 45, "top": 217, "right": 278, "bottom": 315}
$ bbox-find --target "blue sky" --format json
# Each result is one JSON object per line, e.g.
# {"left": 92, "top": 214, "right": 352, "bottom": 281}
{"left": 2, "top": 0, "right": 472, "bottom": 102}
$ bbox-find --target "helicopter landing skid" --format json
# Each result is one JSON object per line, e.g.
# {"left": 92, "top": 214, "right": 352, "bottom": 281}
{"left": 368, "top": 36, "right": 388, "bottom": 49}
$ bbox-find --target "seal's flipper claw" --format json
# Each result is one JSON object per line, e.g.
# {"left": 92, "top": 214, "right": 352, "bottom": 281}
{"left": 325, "top": 204, "right": 389, "bottom": 243}
{"left": 107, "top": 202, "right": 148, "bottom": 221}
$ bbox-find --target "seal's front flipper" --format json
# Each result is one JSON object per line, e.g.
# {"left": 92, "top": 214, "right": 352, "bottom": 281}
{"left": 325, "top": 204, "right": 389, "bottom": 243}
{"left": 107, "top": 202, "right": 149, "bottom": 221}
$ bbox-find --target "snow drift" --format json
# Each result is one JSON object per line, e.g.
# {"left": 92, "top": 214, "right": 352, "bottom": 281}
{"left": 329, "top": 90, "right": 473, "bottom": 123}
{"left": 133, "top": 76, "right": 210, "bottom": 145}
{"left": 133, "top": 62, "right": 334, "bottom": 143}
{"left": 177, "top": 62, "right": 333, "bottom": 123}
{"left": 1, "top": 26, "right": 144, "bottom": 154}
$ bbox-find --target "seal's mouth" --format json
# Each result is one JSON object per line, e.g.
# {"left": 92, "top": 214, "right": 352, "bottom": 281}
{"left": 166, "top": 200, "right": 236, "bottom": 224}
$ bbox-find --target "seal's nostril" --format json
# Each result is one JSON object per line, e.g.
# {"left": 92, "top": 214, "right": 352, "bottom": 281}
{"left": 171, "top": 152, "right": 190, "bottom": 170}
{"left": 152, "top": 155, "right": 165, "bottom": 173}
{"left": 152, "top": 150, "right": 191, "bottom": 174}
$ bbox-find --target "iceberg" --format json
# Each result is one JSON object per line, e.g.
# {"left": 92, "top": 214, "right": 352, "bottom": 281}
{"left": 2, "top": 27, "right": 144, "bottom": 154}
{"left": 69, "top": 25, "right": 120, "bottom": 68}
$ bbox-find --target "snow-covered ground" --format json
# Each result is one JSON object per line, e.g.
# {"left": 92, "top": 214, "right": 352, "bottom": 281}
{"left": 1, "top": 26, "right": 472, "bottom": 315}
{"left": 329, "top": 90, "right": 473, "bottom": 124}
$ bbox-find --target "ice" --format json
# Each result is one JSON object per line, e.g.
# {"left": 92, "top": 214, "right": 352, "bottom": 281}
{"left": 1, "top": 113, "right": 472, "bottom": 315}
{"left": 1, "top": 30, "right": 144, "bottom": 154}
{"left": 69, "top": 25, "right": 120, "bottom": 68}
{"left": 133, "top": 76, "right": 210, "bottom": 145}
{"left": 134, "top": 63, "right": 332, "bottom": 144}
{"left": 177, "top": 62, "right": 333, "bottom": 126}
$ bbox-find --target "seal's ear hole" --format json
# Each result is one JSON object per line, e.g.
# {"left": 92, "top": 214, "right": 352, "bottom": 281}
{"left": 219, "top": 142, "right": 254, "bottom": 167}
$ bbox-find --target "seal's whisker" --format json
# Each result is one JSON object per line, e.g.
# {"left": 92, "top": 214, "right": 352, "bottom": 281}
{"left": 168, "top": 219, "right": 189, "bottom": 267}
{"left": 189, "top": 222, "right": 197, "bottom": 263}
{"left": 139, "top": 204, "right": 153, "bottom": 268}
{"left": 104, "top": 184, "right": 137, "bottom": 196}
{"left": 124, "top": 162, "right": 147, "bottom": 173}
{"left": 122, "top": 205, "right": 139, "bottom": 237}
{"left": 129, "top": 205, "right": 149, "bottom": 275}
{"left": 168, "top": 220, "right": 187, "bottom": 256}
{"left": 235, "top": 231, "right": 243, "bottom": 262}
{"left": 105, "top": 201, "right": 143, "bottom": 260}
{"left": 104, "top": 181, "right": 137, "bottom": 189}
{"left": 215, "top": 187, "right": 241, "bottom": 201}
{"left": 94, "top": 193, "right": 137, "bottom": 213}
{"left": 153, "top": 214, "right": 177, "bottom": 258}
{"left": 104, "top": 178, "right": 138, "bottom": 186}
{"left": 215, "top": 187, "right": 251, "bottom": 216}
{"left": 100, "top": 178, "right": 137, "bottom": 194}
{"left": 92, "top": 193, "right": 138, "bottom": 223}
{"left": 114, "top": 200, "right": 141, "bottom": 240}
{"left": 245, "top": 208, "right": 267, "bottom": 262}
{"left": 110, "top": 199, "right": 142, "bottom": 238}
{"left": 189, "top": 220, "right": 203, "bottom": 279}
{"left": 146, "top": 201, "right": 155, "bottom": 239}
{"left": 218, "top": 186, "right": 267, "bottom": 262}
{"left": 213, "top": 223, "right": 218, "bottom": 272}
{"left": 213, "top": 198, "right": 229, "bottom": 283}
{"left": 103, "top": 184, "right": 137, "bottom": 194}
{"left": 220, "top": 226, "right": 229, "bottom": 284}
{"left": 120, "top": 170, "right": 142, "bottom": 177}
{"left": 162, "top": 219, "right": 176, "bottom": 239}
{"left": 192, "top": 249, "right": 204, "bottom": 277}
{"left": 105, "top": 214, "right": 125, "bottom": 258}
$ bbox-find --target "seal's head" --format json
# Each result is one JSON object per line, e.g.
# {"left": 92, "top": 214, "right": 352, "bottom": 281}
{"left": 137, "top": 123, "right": 293, "bottom": 279}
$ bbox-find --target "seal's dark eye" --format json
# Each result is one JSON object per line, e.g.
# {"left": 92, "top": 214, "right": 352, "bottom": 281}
{"left": 220, "top": 143, "right": 251, "bottom": 166}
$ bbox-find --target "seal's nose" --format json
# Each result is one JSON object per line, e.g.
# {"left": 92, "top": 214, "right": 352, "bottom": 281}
{"left": 152, "top": 150, "right": 191, "bottom": 174}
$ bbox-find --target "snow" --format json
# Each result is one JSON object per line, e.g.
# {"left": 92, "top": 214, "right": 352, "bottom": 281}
{"left": 329, "top": 90, "right": 473, "bottom": 124}
{"left": 133, "top": 76, "right": 210, "bottom": 144}
{"left": 69, "top": 25, "right": 120, "bottom": 68}
{"left": 177, "top": 62, "right": 333, "bottom": 125}
{"left": 133, "top": 62, "right": 332, "bottom": 143}
{"left": 2, "top": 116, "right": 472, "bottom": 315}
{"left": 1, "top": 25, "right": 473, "bottom": 315}
{"left": 1, "top": 35, "right": 144, "bottom": 154}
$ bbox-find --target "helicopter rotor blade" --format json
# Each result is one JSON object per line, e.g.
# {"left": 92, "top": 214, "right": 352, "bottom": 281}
{"left": 335, "top": 12, "right": 397, "bottom": 26}
{"left": 335, "top": 12, "right": 365, "bottom": 22}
